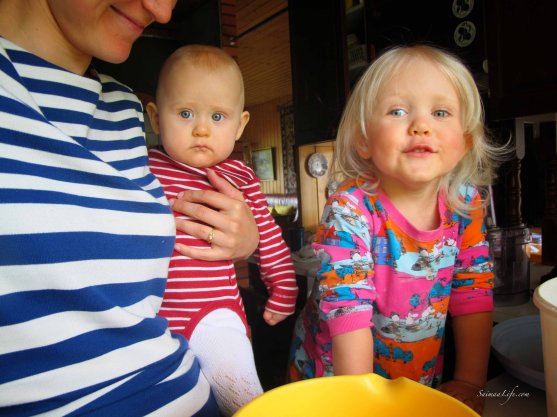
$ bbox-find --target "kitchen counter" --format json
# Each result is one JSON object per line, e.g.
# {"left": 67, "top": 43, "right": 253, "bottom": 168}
{"left": 486, "top": 279, "right": 548, "bottom": 417}
{"left": 484, "top": 373, "right": 547, "bottom": 417}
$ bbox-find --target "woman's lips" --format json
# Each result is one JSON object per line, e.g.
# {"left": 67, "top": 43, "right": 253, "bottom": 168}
{"left": 111, "top": 6, "right": 146, "bottom": 33}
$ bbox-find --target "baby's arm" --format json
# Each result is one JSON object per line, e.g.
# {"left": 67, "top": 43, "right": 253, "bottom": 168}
{"left": 243, "top": 182, "right": 298, "bottom": 323}
{"left": 263, "top": 309, "right": 288, "bottom": 326}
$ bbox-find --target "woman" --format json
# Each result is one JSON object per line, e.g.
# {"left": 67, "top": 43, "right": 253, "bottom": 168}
{"left": 0, "top": 1, "right": 258, "bottom": 415}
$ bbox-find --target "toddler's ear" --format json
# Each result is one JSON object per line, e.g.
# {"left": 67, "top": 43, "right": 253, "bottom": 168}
{"left": 464, "top": 132, "right": 473, "bottom": 150}
{"left": 356, "top": 136, "right": 372, "bottom": 159}
{"left": 145, "top": 102, "right": 160, "bottom": 134}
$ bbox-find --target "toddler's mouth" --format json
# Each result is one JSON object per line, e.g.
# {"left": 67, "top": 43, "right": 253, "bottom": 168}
{"left": 405, "top": 145, "right": 434, "bottom": 153}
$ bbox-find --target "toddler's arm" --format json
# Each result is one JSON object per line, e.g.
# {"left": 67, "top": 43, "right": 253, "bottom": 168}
{"left": 443, "top": 188, "right": 495, "bottom": 414}
{"left": 332, "top": 328, "right": 373, "bottom": 375}
{"left": 437, "top": 311, "right": 492, "bottom": 414}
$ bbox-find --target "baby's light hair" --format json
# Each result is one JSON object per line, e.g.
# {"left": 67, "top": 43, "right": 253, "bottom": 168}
{"left": 156, "top": 44, "right": 245, "bottom": 108}
{"left": 332, "top": 44, "right": 509, "bottom": 216}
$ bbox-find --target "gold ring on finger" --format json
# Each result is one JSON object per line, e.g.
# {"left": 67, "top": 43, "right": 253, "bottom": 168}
{"left": 207, "top": 227, "right": 215, "bottom": 245}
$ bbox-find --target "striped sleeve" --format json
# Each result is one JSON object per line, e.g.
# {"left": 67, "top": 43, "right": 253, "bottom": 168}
{"left": 0, "top": 38, "right": 216, "bottom": 416}
{"left": 221, "top": 160, "right": 299, "bottom": 315}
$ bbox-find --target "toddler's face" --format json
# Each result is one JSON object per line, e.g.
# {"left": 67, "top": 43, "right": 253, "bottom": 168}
{"left": 357, "top": 56, "right": 469, "bottom": 194}
{"left": 153, "top": 61, "right": 249, "bottom": 168}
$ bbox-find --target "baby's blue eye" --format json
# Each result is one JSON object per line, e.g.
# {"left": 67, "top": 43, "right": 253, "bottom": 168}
{"left": 212, "top": 113, "right": 224, "bottom": 122}
{"left": 433, "top": 110, "right": 449, "bottom": 117}
{"left": 180, "top": 110, "right": 192, "bottom": 119}
{"left": 390, "top": 108, "right": 407, "bottom": 117}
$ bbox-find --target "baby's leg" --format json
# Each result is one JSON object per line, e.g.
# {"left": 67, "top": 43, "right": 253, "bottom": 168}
{"left": 189, "top": 308, "right": 264, "bottom": 417}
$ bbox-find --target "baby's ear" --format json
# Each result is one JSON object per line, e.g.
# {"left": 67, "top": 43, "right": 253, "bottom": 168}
{"left": 145, "top": 102, "right": 160, "bottom": 134}
{"left": 235, "top": 110, "right": 250, "bottom": 141}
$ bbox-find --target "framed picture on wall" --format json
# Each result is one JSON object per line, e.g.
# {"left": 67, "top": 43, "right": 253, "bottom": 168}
{"left": 252, "top": 148, "right": 276, "bottom": 181}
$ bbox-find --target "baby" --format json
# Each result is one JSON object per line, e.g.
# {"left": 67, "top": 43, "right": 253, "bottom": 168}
{"left": 147, "top": 44, "right": 298, "bottom": 416}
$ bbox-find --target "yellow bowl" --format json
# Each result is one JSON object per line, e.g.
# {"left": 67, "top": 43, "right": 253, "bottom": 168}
{"left": 272, "top": 205, "right": 294, "bottom": 216}
{"left": 233, "top": 374, "right": 479, "bottom": 417}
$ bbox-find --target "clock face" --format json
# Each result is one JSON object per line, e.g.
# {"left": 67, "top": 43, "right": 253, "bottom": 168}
{"left": 454, "top": 21, "right": 476, "bottom": 47}
{"left": 452, "top": 0, "right": 474, "bottom": 18}
{"left": 307, "top": 153, "right": 328, "bottom": 178}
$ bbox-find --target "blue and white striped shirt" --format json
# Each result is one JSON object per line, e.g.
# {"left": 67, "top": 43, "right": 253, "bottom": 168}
{"left": 0, "top": 37, "right": 218, "bottom": 416}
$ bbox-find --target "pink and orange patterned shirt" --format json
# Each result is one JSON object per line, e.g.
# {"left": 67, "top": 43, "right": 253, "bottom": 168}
{"left": 289, "top": 179, "right": 493, "bottom": 386}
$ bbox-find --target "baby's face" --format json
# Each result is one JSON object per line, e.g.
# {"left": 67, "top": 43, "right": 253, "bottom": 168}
{"left": 155, "top": 61, "right": 249, "bottom": 168}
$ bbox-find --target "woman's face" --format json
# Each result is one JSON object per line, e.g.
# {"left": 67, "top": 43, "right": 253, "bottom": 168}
{"left": 47, "top": 0, "right": 177, "bottom": 64}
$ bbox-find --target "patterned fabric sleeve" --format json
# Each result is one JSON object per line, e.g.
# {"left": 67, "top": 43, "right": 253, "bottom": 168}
{"left": 312, "top": 192, "right": 376, "bottom": 337}
{"left": 449, "top": 186, "right": 494, "bottom": 316}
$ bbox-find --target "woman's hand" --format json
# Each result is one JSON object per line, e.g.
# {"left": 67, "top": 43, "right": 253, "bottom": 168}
{"left": 437, "top": 379, "right": 485, "bottom": 415}
{"left": 170, "top": 169, "right": 259, "bottom": 261}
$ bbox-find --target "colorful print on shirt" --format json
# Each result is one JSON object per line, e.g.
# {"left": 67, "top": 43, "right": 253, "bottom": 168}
{"left": 289, "top": 179, "right": 494, "bottom": 386}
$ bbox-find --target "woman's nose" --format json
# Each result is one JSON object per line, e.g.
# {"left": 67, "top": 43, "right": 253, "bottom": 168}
{"left": 142, "top": 0, "right": 176, "bottom": 24}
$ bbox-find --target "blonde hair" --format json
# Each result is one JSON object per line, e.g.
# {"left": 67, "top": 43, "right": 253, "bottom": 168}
{"left": 156, "top": 44, "right": 245, "bottom": 108}
{"left": 333, "top": 44, "right": 509, "bottom": 216}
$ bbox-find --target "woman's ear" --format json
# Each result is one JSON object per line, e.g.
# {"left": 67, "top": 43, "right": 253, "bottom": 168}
{"left": 146, "top": 102, "right": 160, "bottom": 134}
{"left": 235, "top": 110, "right": 250, "bottom": 141}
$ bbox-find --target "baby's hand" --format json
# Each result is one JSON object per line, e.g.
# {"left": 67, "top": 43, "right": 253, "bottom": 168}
{"left": 437, "top": 379, "right": 484, "bottom": 415}
{"left": 263, "top": 309, "right": 288, "bottom": 326}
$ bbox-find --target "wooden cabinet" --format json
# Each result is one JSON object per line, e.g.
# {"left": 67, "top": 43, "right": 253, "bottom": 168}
{"left": 288, "top": 0, "right": 349, "bottom": 145}
{"left": 367, "top": 0, "right": 487, "bottom": 89}
{"left": 485, "top": 0, "right": 557, "bottom": 120}
{"left": 288, "top": 0, "right": 488, "bottom": 144}
{"left": 297, "top": 141, "right": 335, "bottom": 232}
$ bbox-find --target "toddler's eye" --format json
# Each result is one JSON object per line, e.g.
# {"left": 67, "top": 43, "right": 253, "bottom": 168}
{"left": 390, "top": 108, "right": 407, "bottom": 117}
{"left": 212, "top": 113, "right": 224, "bottom": 122}
{"left": 179, "top": 110, "right": 192, "bottom": 119}
{"left": 433, "top": 110, "right": 450, "bottom": 117}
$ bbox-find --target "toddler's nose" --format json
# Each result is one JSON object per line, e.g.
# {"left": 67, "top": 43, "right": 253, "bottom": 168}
{"left": 409, "top": 117, "right": 431, "bottom": 135}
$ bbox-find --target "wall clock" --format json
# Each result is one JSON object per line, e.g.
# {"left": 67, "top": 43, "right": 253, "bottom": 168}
{"left": 307, "top": 153, "right": 328, "bottom": 178}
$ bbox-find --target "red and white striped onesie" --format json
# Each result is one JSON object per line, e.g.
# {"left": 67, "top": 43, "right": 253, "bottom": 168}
{"left": 148, "top": 147, "right": 298, "bottom": 338}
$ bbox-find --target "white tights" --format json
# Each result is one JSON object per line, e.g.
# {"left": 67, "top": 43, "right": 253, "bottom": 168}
{"left": 188, "top": 309, "right": 264, "bottom": 417}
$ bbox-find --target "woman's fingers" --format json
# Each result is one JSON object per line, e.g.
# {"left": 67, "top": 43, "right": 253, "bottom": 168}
{"left": 206, "top": 168, "right": 246, "bottom": 200}
{"left": 171, "top": 189, "right": 244, "bottom": 232}
{"left": 170, "top": 173, "right": 259, "bottom": 261}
